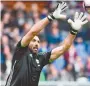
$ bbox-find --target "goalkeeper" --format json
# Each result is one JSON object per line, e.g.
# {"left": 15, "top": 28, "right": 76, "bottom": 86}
{"left": 5, "top": 2, "right": 88, "bottom": 86}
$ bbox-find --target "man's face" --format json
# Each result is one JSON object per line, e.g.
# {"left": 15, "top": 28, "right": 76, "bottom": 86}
{"left": 29, "top": 36, "right": 40, "bottom": 54}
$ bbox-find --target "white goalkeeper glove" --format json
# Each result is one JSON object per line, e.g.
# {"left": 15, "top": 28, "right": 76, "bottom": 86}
{"left": 68, "top": 12, "right": 88, "bottom": 35}
{"left": 47, "top": 2, "right": 68, "bottom": 21}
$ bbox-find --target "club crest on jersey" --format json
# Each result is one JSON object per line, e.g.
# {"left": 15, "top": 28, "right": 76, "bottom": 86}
{"left": 29, "top": 54, "right": 33, "bottom": 57}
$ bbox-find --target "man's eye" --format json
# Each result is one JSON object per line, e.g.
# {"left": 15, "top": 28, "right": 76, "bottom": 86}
{"left": 38, "top": 41, "right": 40, "bottom": 43}
{"left": 33, "top": 39, "right": 36, "bottom": 42}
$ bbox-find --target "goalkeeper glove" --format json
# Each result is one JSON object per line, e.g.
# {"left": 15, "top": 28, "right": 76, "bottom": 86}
{"left": 47, "top": 2, "right": 68, "bottom": 21}
{"left": 68, "top": 12, "right": 88, "bottom": 35}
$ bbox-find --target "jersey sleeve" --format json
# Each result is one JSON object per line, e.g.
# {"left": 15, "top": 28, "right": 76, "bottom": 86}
{"left": 38, "top": 51, "right": 51, "bottom": 66}
{"left": 13, "top": 40, "right": 28, "bottom": 61}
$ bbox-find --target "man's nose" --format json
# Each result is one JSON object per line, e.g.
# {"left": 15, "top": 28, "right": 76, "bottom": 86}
{"left": 35, "top": 42, "right": 39, "bottom": 46}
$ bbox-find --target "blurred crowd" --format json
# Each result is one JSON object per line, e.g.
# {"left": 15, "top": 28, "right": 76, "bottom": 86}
{"left": 1, "top": 1, "right": 90, "bottom": 83}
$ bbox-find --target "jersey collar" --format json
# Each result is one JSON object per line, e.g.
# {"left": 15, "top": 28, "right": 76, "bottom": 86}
{"left": 28, "top": 48, "right": 37, "bottom": 57}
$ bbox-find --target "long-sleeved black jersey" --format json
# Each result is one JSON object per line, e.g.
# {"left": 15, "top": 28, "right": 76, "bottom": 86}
{"left": 5, "top": 40, "right": 51, "bottom": 86}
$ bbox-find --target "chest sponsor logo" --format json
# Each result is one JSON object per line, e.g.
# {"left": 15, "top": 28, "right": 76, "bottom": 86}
{"left": 36, "top": 59, "right": 39, "bottom": 63}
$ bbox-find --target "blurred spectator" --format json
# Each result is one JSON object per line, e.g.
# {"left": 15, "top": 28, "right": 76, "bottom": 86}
{"left": 41, "top": 7, "right": 49, "bottom": 19}
{"left": 85, "top": 56, "right": 90, "bottom": 81}
{"left": 1, "top": 35, "right": 12, "bottom": 80}
{"left": 1, "top": 43, "right": 7, "bottom": 80}
{"left": 13, "top": 2, "right": 26, "bottom": 11}
{"left": 22, "top": 22, "right": 32, "bottom": 36}
{"left": 68, "top": 2, "right": 78, "bottom": 16}
{"left": 0, "top": 21, "right": 4, "bottom": 37}
{"left": 12, "top": 2, "right": 27, "bottom": 31}
{"left": 87, "top": 13, "right": 90, "bottom": 21}
{"left": 16, "top": 10, "right": 25, "bottom": 26}
{"left": 30, "top": 3, "right": 40, "bottom": 24}
{"left": 48, "top": 63, "right": 58, "bottom": 80}
{"left": 64, "top": 44, "right": 77, "bottom": 64}
{"left": 48, "top": 56, "right": 65, "bottom": 80}
{"left": 87, "top": 42, "right": 90, "bottom": 55}
{"left": 31, "top": 3, "right": 39, "bottom": 13}
{"left": 8, "top": 26, "right": 21, "bottom": 53}
{"left": 39, "top": 39, "right": 48, "bottom": 52}
{"left": 74, "top": 56, "right": 85, "bottom": 79}
{"left": 47, "top": 20, "right": 61, "bottom": 44}
{"left": 75, "top": 37, "right": 88, "bottom": 64}
{"left": 1, "top": 11, "right": 11, "bottom": 28}
{"left": 0, "top": 2, "right": 4, "bottom": 12}
{"left": 60, "top": 63, "right": 75, "bottom": 81}
{"left": 64, "top": 44, "right": 77, "bottom": 80}
{"left": 33, "top": 12, "right": 40, "bottom": 23}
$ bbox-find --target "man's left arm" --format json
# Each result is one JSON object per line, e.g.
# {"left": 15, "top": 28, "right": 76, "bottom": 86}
{"left": 50, "top": 33, "right": 75, "bottom": 62}
{"left": 49, "top": 12, "right": 88, "bottom": 62}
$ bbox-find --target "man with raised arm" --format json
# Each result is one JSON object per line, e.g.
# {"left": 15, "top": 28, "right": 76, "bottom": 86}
{"left": 5, "top": 2, "right": 88, "bottom": 86}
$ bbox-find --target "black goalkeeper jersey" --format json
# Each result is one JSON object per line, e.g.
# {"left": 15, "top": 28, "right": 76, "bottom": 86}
{"left": 5, "top": 40, "right": 51, "bottom": 86}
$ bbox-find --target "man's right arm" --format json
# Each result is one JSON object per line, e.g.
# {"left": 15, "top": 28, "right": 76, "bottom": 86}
{"left": 21, "top": 2, "right": 68, "bottom": 47}
{"left": 21, "top": 18, "right": 50, "bottom": 47}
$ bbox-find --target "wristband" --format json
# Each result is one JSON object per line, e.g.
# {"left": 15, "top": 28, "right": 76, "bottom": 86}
{"left": 70, "top": 28, "right": 78, "bottom": 35}
{"left": 47, "top": 13, "right": 55, "bottom": 21}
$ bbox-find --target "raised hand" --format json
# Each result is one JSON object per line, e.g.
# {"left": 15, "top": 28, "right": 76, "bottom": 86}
{"left": 68, "top": 12, "right": 88, "bottom": 35}
{"left": 47, "top": 2, "right": 68, "bottom": 21}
